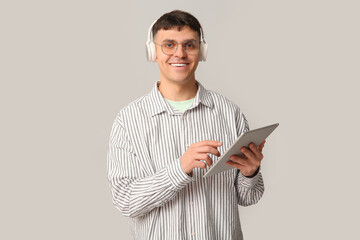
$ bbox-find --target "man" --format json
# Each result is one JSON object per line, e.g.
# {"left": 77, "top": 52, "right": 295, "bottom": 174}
{"left": 107, "top": 10, "right": 265, "bottom": 239}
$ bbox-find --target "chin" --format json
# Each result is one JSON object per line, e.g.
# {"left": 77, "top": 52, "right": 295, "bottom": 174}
{"left": 171, "top": 77, "right": 194, "bottom": 83}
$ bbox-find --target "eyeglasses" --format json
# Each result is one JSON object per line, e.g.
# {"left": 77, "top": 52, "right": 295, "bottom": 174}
{"left": 154, "top": 40, "right": 200, "bottom": 55}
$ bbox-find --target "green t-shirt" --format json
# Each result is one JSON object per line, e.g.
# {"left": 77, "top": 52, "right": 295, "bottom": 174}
{"left": 164, "top": 97, "right": 195, "bottom": 113}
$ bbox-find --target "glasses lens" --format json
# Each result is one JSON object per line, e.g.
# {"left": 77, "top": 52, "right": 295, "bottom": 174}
{"left": 183, "top": 40, "right": 199, "bottom": 54}
{"left": 161, "top": 40, "right": 177, "bottom": 55}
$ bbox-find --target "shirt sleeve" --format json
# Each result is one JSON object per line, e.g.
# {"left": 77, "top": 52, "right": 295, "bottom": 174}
{"left": 234, "top": 107, "right": 265, "bottom": 206}
{"left": 107, "top": 115, "right": 194, "bottom": 218}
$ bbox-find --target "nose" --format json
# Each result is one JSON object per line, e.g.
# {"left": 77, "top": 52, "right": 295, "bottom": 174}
{"left": 173, "top": 43, "right": 187, "bottom": 58}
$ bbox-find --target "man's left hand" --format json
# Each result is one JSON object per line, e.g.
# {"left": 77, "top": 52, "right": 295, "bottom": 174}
{"left": 226, "top": 141, "right": 265, "bottom": 177}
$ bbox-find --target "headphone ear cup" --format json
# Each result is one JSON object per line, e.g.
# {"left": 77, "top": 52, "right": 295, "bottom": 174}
{"left": 149, "top": 42, "right": 156, "bottom": 62}
{"left": 146, "top": 42, "right": 156, "bottom": 62}
{"left": 146, "top": 43, "right": 150, "bottom": 61}
{"left": 199, "top": 42, "right": 208, "bottom": 61}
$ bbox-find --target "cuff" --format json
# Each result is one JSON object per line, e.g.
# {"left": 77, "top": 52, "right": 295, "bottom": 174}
{"left": 237, "top": 167, "right": 261, "bottom": 188}
{"left": 166, "top": 158, "right": 194, "bottom": 190}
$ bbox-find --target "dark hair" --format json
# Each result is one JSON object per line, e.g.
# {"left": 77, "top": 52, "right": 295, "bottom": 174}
{"left": 152, "top": 10, "right": 202, "bottom": 39}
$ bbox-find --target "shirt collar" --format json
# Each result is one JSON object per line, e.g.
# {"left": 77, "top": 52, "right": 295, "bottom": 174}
{"left": 147, "top": 80, "right": 213, "bottom": 117}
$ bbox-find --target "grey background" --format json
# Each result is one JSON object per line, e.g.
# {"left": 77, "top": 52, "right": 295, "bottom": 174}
{"left": 1, "top": 0, "right": 359, "bottom": 239}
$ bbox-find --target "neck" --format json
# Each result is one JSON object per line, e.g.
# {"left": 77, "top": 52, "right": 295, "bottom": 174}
{"left": 158, "top": 79, "right": 198, "bottom": 101}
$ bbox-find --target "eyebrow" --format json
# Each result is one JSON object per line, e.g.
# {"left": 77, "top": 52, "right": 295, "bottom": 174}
{"left": 161, "top": 38, "right": 198, "bottom": 43}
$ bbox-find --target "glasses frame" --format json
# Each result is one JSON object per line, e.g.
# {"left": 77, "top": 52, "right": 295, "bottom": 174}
{"left": 153, "top": 40, "right": 200, "bottom": 56}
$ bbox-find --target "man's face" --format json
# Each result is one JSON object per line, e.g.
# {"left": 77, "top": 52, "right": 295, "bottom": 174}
{"left": 154, "top": 26, "right": 200, "bottom": 85}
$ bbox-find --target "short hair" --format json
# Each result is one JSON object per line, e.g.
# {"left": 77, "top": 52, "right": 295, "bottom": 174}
{"left": 152, "top": 10, "right": 202, "bottom": 39}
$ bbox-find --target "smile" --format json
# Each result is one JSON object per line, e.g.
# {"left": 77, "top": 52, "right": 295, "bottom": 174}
{"left": 170, "top": 63, "right": 189, "bottom": 67}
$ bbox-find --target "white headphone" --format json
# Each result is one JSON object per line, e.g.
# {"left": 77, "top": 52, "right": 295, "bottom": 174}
{"left": 145, "top": 20, "right": 208, "bottom": 62}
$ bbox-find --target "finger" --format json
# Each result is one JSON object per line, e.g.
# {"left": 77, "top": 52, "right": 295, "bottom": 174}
{"left": 229, "top": 155, "right": 248, "bottom": 166}
{"left": 193, "top": 140, "right": 222, "bottom": 148}
{"left": 205, "top": 154, "right": 213, "bottom": 167}
{"left": 193, "top": 160, "right": 207, "bottom": 169}
{"left": 258, "top": 140, "right": 266, "bottom": 152}
{"left": 196, "top": 145, "right": 221, "bottom": 157}
{"left": 240, "top": 146, "right": 257, "bottom": 163}
{"left": 195, "top": 153, "right": 213, "bottom": 167}
{"left": 248, "top": 143, "right": 263, "bottom": 161}
{"left": 226, "top": 160, "right": 245, "bottom": 170}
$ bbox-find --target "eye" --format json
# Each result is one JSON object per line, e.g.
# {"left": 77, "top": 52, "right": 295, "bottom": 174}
{"left": 163, "top": 41, "right": 175, "bottom": 49}
{"left": 184, "top": 41, "right": 197, "bottom": 49}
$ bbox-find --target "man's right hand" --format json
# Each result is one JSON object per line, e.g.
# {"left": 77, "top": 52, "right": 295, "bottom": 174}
{"left": 180, "top": 140, "right": 222, "bottom": 175}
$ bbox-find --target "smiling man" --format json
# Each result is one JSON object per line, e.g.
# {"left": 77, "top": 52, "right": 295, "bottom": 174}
{"left": 107, "top": 10, "right": 265, "bottom": 240}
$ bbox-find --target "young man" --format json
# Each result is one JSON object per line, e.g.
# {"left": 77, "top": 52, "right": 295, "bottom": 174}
{"left": 107, "top": 10, "right": 265, "bottom": 240}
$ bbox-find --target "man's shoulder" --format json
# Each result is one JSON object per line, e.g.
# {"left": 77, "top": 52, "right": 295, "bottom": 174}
{"left": 123, "top": 93, "right": 151, "bottom": 110}
{"left": 206, "top": 88, "right": 240, "bottom": 112}
{"left": 113, "top": 93, "right": 152, "bottom": 123}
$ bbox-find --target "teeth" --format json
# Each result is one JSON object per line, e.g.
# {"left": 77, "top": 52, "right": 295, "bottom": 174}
{"left": 171, "top": 63, "right": 187, "bottom": 67}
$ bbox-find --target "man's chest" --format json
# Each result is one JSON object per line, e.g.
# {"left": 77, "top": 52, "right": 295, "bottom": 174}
{"left": 126, "top": 109, "right": 237, "bottom": 174}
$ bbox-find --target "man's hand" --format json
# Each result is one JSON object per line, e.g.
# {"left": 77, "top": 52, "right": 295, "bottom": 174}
{"left": 180, "top": 140, "right": 222, "bottom": 175}
{"left": 227, "top": 141, "right": 266, "bottom": 177}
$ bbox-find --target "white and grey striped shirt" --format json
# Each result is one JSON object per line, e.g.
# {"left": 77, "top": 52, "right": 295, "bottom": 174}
{"left": 107, "top": 80, "right": 264, "bottom": 240}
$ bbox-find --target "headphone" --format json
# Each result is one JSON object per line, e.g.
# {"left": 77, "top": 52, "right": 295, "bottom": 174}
{"left": 145, "top": 19, "right": 208, "bottom": 62}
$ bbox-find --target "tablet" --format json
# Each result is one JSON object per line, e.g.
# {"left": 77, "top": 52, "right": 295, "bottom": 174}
{"left": 203, "top": 123, "right": 279, "bottom": 178}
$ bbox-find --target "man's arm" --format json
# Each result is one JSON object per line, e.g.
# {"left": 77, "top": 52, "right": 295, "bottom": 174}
{"left": 231, "top": 107, "right": 265, "bottom": 206}
{"left": 107, "top": 117, "right": 194, "bottom": 218}
{"left": 234, "top": 168, "right": 265, "bottom": 206}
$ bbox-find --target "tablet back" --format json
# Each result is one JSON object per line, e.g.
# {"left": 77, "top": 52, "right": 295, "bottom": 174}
{"left": 203, "top": 123, "right": 279, "bottom": 178}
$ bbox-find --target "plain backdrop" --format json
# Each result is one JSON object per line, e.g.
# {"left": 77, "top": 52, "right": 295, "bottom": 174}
{"left": 1, "top": 0, "right": 359, "bottom": 239}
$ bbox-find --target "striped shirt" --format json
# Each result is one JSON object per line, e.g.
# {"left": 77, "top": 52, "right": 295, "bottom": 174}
{"left": 107, "top": 80, "right": 264, "bottom": 240}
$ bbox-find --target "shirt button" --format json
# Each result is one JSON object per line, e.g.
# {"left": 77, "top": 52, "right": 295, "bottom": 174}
{"left": 192, "top": 232, "right": 195, "bottom": 236}
{"left": 190, "top": 201, "right": 193, "bottom": 205}
{"left": 183, "top": 115, "right": 186, "bottom": 120}
{"left": 185, "top": 144, "right": 189, "bottom": 148}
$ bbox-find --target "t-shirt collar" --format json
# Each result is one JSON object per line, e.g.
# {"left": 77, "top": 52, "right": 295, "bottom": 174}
{"left": 147, "top": 80, "right": 213, "bottom": 117}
